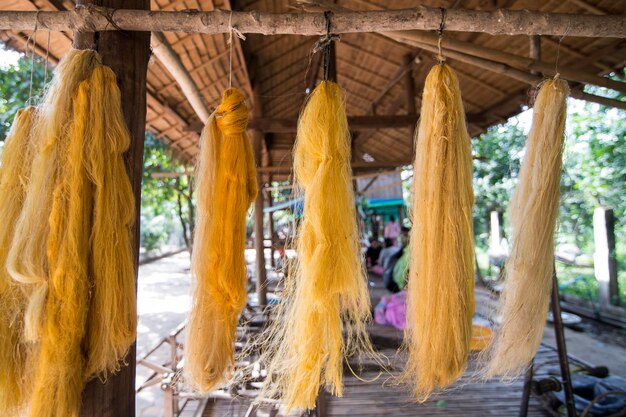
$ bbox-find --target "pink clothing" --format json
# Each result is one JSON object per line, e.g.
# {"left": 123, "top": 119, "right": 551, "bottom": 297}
{"left": 384, "top": 221, "right": 401, "bottom": 240}
{"left": 374, "top": 291, "right": 407, "bottom": 330}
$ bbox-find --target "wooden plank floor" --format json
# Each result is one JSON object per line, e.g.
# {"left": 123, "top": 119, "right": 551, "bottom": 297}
{"left": 323, "top": 346, "right": 557, "bottom": 417}
{"left": 202, "top": 279, "right": 571, "bottom": 417}
{"left": 202, "top": 342, "right": 569, "bottom": 417}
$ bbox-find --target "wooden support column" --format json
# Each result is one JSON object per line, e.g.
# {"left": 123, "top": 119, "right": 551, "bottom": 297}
{"left": 529, "top": 35, "right": 541, "bottom": 75}
{"left": 251, "top": 83, "right": 267, "bottom": 307}
{"left": 593, "top": 207, "right": 619, "bottom": 307}
{"left": 73, "top": 1, "right": 150, "bottom": 417}
{"left": 267, "top": 178, "right": 276, "bottom": 269}
{"left": 403, "top": 53, "right": 417, "bottom": 146}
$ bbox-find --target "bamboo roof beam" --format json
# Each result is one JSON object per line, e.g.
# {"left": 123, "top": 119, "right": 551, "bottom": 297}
{"left": 184, "top": 114, "right": 432, "bottom": 133}
{"left": 1, "top": 6, "right": 625, "bottom": 37}
{"left": 389, "top": 30, "right": 626, "bottom": 94}
{"left": 151, "top": 31, "right": 211, "bottom": 122}
{"left": 410, "top": 42, "right": 626, "bottom": 110}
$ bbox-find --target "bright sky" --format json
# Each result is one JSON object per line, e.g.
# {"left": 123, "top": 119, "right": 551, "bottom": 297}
{"left": 0, "top": 45, "right": 22, "bottom": 68}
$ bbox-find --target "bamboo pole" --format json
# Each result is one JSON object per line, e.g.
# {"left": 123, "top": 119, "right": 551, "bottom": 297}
{"left": 389, "top": 30, "right": 626, "bottom": 94}
{"left": 1, "top": 6, "right": 625, "bottom": 37}
{"left": 151, "top": 31, "right": 211, "bottom": 122}
{"left": 411, "top": 42, "right": 626, "bottom": 110}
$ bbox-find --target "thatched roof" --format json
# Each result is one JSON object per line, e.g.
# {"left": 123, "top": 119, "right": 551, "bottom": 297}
{"left": 1, "top": 0, "right": 625, "bottom": 180}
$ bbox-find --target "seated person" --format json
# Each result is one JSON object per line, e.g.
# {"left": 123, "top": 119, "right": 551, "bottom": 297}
{"left": 365, "top": 238, "right": 382, "bottom": 267}
{"left": 371, "top": 238, "right": 399, "bottom": 275}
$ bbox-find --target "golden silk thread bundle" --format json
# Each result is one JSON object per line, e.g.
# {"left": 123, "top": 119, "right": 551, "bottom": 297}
{"left": 7, "top": 49, "right": 100, "bottom": 343}
{"left": 83, "top": 65, "right": 136, "bottom": 378}
{"left": 0, "top": 48, "right": 137, "bottom": 417}
{"left": 185, "top": 88, "right": 258, "bottom": 392}
{"left": 403, "top": 63, "right": 475, "bottom": 401}
{"left": 484, "top": 78, "right": 569, "bottom": 378}
{"left": 28, "top": 79, "right": 93, "bottom": 417}
{"left": 0, "top": 107, "right": 37, "bottom": 417}
{"left": 260, "top": 81, "right": 372, "bottom": 410}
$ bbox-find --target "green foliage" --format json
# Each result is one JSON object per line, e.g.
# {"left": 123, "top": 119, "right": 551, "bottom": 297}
{"left": 141, "top": 133, "right": 195, "bottom": 252}
{"left": 0, "top": 46, "right": 47, "bottom": 145}
{"left": 472, "top": 122, "right": 526, "bottom": 248}
{"left": 472, "top": 72, "right": 625, "bottom": 304}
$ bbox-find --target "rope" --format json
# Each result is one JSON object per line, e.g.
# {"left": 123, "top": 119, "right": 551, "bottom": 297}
{"left": 26, "top": 10, "right": 40, "bottom": 105}
{"left": 554, "top": 23, "right": 571, "bottom": 79}
{"left": 227, "top": 11, "right": 246, "bottom": 90}
{"left": 437, "top": 8, "right": 447, "bottom": 64}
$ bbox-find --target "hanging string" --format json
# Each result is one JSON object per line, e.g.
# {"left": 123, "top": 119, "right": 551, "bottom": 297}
{"left": 26, "top": 11, "right": 40, "bottom": 105}
{"left": 44, "top": 30, "right": 51, "bottom": 83}
{"left": 227, "top": 11, "right": 246, "bottom": 90}
{"left": 311, "top": 11, "right": 339, "bottom": 82}
{"left": 437, "top": 8, "right": 447, "bottom": 64}
{"left": 554, "top": 23, "right": 571, "bottom": 80}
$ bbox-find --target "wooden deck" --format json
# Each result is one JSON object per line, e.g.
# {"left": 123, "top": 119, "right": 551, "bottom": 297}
{"left": 201, "top": 279, "right": 570, "bottom": 417}
{"left": 201, "top": 337, "right": 567, "bottom": 417}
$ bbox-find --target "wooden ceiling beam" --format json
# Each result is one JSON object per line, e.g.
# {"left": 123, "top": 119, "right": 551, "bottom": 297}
{"left": 567, "top": 0, "right": 607, "bottom": 15}
{"left": 391, "top": 30, "right": 626, "bottom": 94}
{"left": 371, "top": 51, "right": 420, "bottom": 113}
{"left": 2, "top": 6, "right": 625, "bottom": 35}
{"left": 297, "top": 1, "right": 626, "bottom": 93}
{"left": 184, "top": 114, "right": 447, "bottom": 134}
{"left": 257, "top": 160, "right": 413, "bottom": 175}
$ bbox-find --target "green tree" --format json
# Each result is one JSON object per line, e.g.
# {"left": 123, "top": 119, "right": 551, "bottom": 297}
{"left": 141, "top": 133, "right": 195, "bottom": 253}
{"left": 472, "top": 122, "right": 527, "bottom": 248}
{"left": 0, "top": 46, "right": 46, "bottom": 146}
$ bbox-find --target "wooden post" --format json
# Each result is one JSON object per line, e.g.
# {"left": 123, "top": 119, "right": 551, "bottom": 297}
{"left": 268, "top": 182, "right": 276, "bottom": 269}
{"left": 251, "top": 82, "right": 267, "bottom": 307}
{"left": 397, "top": 205, "right": 404, "bottom": 225}
{"left": 403, "top": 53, "right": 417, "bottom": 143}
{"left": 593, "top": 207, "right": 619, "bottom": 306}
{"left": 529, "top": 35, "right": 541, "bottom": 75}
{"left": 72, "top": 1, "right": 150, "bottom": 417}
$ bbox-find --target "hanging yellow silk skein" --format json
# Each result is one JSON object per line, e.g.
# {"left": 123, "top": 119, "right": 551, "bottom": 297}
{"left": 484, "top": 78, "right": 569, "bottom": 378}
{"left": 261, "top": 81, "right": 371, "bottom": 410}
{"left": 28, "top": 79, "right": 92, "bottom": 417}
{"left": 83, "top": 65, "right": 136, "bottom": 378}
{"left": 7, "top": 48, "right": 100, "bottom": 342}
{"left": 0, "top": 107, "right": 37, "bottom": 417}
{"left": 403, "top": 64, "right": 475, "bottom": 401}
{"left": 185, "top": 88, "right": 258, "bottom": 392}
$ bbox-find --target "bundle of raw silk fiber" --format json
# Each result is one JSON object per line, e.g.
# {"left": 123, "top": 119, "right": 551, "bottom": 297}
{"left": 484, "top": 77, "right": 569, "bottom": 378}
{"left": 0, "top": 106, "right": 37, "bottom": 417}
{"left": 1, "top": 48, "right": 136, "bottom": 417}
{"left": 403, "top": 63, "right": 475, "bottom": 401}
{"left": 185, "top": 88, "right": 258, "bottom": 392}
{"left": 260, "top": 81, "right": 372, "bottom": 411}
